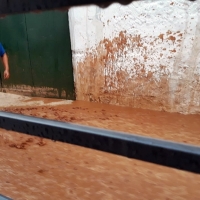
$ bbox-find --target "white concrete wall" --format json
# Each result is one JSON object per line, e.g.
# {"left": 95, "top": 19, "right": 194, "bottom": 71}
{"left": 68, "top": 0, "right": 200, "bottom": 114}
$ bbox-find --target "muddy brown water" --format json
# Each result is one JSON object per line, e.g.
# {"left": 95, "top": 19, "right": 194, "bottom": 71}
{"left": 0, "top": 99, "right": 200, "bottom": 199}
{"left": 2, "top": 100, "right": 200, "bottom": 146}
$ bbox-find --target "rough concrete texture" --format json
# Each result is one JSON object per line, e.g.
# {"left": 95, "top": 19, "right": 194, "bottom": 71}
{"left": 0, "top": 92, "right": 72, "bottom": 107}
{"left": 68, "top": 0, "right": 200, "bottom": 114}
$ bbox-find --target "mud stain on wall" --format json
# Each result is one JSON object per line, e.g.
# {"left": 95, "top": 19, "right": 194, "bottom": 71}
{"left": 75, "top": 31, "right": 178, "bottom": 110}
{"left": 75, "top": 30, "right": 200, "bottom": 114}
{"left": 69, "top": 1, "right": 200, "bottom": 114}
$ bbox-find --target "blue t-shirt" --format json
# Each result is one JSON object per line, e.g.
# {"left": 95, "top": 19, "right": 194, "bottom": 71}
{"left": 0, "top": 43, "right": 5, "bottom": 57}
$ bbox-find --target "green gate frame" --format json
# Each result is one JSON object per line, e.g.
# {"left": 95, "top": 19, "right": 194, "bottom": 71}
{"left": 0, "top": 10, "right": 75, "bottom": 100}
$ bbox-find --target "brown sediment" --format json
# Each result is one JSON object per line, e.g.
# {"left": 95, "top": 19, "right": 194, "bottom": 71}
{"left": 2, "top": 100, "right": 200, "bottom": 146}
{"left": 170, "top": 49, "right": 176, "bottom": 53}
{"left": 158, "top": 33, "right": 164, "bottom": 41}
{"left": 0, "top": 124, "right": 200, "bottom": 200}
{"left": 168, "top": 35, "right": 176, "bottom": 44}
{"left": 0, "top": 99, "right": 200, "bottom": 199}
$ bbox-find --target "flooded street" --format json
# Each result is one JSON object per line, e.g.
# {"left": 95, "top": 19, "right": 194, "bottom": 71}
{"left": 2, "top": 98, "right": 200, "bottom": 146}
{"left": 0, "top": 94, "right": 200, "bottom": 199}
{"left": 1, "top": 0, "right": 200, "bottom": 198}
{"left": 0, "top": 130, "right": 200, "bottom": 200}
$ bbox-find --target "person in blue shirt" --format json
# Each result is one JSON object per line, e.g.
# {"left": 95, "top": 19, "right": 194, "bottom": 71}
{"left": 0, "top": 43, "right": 9, "bottom": 79}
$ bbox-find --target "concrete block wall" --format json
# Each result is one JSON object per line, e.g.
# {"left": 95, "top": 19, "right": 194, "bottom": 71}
{"left": 68, "top": 0, "right": 200, "bottom": 114}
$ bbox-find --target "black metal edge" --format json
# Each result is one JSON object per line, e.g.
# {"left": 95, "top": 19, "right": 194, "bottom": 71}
{"left": 0, "top": 0, "right": 196, "bottom": 16}
{"left": 0, "top": 111, "right": 200, "bottom": 174}
{"left": 0, "top": 194, "right": 12, "bottom": 200}
{"left": 0, "top": 0, "right": 134, "bottom": 16}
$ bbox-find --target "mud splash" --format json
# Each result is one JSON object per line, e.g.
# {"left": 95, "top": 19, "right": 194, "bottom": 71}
{"left": 74, "top": 30, "right": 200, "bottom": 114}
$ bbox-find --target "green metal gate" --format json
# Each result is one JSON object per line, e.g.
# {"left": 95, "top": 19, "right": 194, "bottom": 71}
{"left": 0, "top": 10, "right": 75, "bottom": 100}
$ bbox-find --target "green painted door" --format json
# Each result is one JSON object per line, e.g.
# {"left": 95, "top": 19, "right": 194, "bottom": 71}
{"left": 0, "top": 14, "right": 33, "bottom": 86}
{"left": 0, "top": 10, "right": 75, "bottom": 100}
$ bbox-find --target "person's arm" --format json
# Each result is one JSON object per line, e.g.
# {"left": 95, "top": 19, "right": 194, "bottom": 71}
{"left": 0, "top": 43, "right": 9, "bottom": 79}
{"left": 2, "top": 53, "right": 9, "bottom": 79}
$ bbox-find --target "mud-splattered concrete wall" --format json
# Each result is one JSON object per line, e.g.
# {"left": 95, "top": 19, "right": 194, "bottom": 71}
{"left": 68, "top": 0, "right": 200, "bottom": 114}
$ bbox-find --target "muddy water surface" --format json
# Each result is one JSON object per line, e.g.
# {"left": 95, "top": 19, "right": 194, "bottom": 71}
{"left": 2, "top": 100, "right": 200, "bottom": 146}
{"left": 0, "top": 130, "right": 200, "bottom": 200}
{"left": 0, "top": 99, "right": 200, "bottom": 199}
